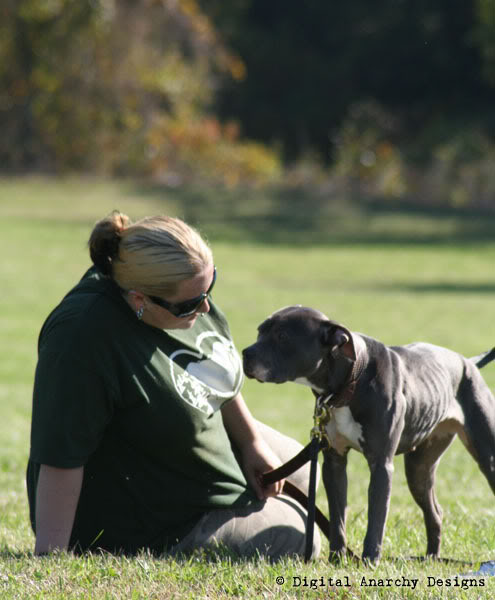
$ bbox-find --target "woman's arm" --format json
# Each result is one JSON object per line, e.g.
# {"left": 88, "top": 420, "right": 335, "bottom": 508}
{"left": 221, "top": 393, "right": 284, "bottom": 500}
{"left": 34, "top": 464, "right": 84, "bottom": 555}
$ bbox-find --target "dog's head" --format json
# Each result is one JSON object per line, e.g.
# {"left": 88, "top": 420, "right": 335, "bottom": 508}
{"left": 242, "top": 306, "right": 358, "bottom": 390}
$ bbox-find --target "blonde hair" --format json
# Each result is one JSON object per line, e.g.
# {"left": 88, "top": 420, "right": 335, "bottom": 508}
{"left": 88, "top": 211, "right": 213, "bottom": 297}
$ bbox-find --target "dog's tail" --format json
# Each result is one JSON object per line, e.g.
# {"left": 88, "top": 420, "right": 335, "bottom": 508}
{"left": 471, "top": 347, "right": 495, "bottom": 369}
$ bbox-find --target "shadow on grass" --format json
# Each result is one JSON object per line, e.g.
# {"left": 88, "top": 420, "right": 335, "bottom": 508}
{"left": 376, "top": 282, "right": 495, "bottom": 294}
{"left": 127, "top": 182, "right": 495, "bottom": 246}
{"left": 0, "top": 549, "right": 33, "bottom": 559}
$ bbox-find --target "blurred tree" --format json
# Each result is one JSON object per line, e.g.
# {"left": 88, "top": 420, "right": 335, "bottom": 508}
{"left": 3, "top": 0, "right": 495, "bottom": 186}
{"left": 473, "top": 0, "right": 495, "bottom": 85}
{"left": 0, "top": 0, "right": 279, "bottom": 183}
{"left": 201, "top": 0, "right": 495, "bottom": 163}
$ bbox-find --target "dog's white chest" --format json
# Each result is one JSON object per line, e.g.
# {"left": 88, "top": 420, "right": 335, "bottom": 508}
{"left": 324, "top": 407, "right": 363, "bottom": 455}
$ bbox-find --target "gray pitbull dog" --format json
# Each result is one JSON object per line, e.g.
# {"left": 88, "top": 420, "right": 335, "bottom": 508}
{"left": 242, "top": 305, "right": 495, "bottom": 563}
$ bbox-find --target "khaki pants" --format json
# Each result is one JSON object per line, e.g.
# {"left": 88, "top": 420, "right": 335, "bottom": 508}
{"left": 172, "top": 422, "right": 321, "bottom": 561}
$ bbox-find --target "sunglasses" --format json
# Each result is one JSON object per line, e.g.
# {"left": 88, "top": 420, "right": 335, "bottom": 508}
{"left": 148, "top": 267, "right": 217, "bottom": 318}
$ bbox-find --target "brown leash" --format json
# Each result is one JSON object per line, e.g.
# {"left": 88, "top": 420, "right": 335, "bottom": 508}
{"left": 261, "top": 434, "right": 359, "bottom": 562}
{"left": 261, "top": 445, "right": 478, "bottom": 567}
{"left": 260, "top": 355, "right": 364, "bottom": 562}
{"left": 260, "top": 438, "right": 331, "bottom": 562}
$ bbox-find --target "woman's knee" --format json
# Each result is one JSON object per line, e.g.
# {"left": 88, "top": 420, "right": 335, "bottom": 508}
{"left": 173, "top": 495, "right": 321, "bottom": 561}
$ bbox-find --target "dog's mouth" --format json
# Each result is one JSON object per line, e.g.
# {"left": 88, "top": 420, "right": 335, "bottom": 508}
{"left": 242, "top": 367, "right": 266, "bottom": 383}
{"left": 242, "top": 355, "right": 288, "bottom": 384}
{"left": 243, "top": 368, "right": 288, "bottom": 385}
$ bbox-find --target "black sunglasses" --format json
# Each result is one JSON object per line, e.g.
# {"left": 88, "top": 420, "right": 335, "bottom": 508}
{"left": 149, "top": 268, "right": 217, "bottom": 318}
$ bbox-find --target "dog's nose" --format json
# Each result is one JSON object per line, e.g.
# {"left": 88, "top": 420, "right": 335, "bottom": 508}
{"left": 242, "top": 346, "right": 257, "bottom": 376}
{"left": 242, "top": 346, "right": 255, "bottom": 360}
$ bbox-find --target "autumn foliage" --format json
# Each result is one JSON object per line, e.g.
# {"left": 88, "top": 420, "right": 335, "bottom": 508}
{"left": 0, "top": 0, "right": 280, "bottom": 184}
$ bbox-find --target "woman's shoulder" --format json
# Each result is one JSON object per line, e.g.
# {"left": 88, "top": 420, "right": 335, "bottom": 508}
{"left": 38, "top": 267, "right": 130, "bottom": 354}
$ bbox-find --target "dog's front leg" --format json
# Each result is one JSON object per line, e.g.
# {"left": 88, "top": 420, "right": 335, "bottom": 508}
{"left": 362, "top": 458, "right": 395, "bottom": 563}
{"left": 322, "top": 447, "right": 349, "bottom": 561}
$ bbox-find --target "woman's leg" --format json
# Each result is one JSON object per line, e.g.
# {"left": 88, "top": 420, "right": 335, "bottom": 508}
{"left": 171, "top": 422, "right": 321, "bottom": 561}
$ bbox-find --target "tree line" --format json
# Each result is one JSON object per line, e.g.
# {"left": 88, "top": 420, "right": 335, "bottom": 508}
{"left": 204, "top": 0, "right": 495, "bottom": 162}
{"left": 2, "top": 0, "right": 495, "bottom": 205}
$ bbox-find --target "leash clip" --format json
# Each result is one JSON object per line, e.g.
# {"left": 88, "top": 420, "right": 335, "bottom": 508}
{"left": 310, "top": 425, "right": 321, "bottom": 441}
{"left": 312, "top": 395, "right": 332, "bottom": 445}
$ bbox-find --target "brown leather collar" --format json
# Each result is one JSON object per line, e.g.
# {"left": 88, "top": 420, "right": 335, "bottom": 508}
{"left": 316, "top": 349, "right": 367, "bottom": 409}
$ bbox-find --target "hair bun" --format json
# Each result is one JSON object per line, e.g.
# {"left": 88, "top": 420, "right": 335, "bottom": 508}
{"left": 88, "top": 211, "right": 131, "bottom": 277}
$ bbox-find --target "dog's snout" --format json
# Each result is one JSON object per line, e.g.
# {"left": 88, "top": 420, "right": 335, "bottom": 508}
{"left": 242, "top": 345, "right": 261, "bottom": 380}
{"left": 242, "top": 346, "right": 256, "bottom": 360}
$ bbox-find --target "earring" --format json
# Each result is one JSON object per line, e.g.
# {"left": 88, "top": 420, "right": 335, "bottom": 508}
{"left": 136, "top": 306, "right": 144, "bottom": 320}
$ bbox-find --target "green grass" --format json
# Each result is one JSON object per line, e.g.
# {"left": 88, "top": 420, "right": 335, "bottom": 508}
{"left": 1, "top": 175, "right": 495, "bottom": 598}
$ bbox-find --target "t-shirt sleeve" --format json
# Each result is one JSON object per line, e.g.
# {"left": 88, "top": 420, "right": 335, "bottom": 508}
{"left": 30, "top": 347, "right": 115, "bottom": 468}
{"left": 208, "top": 301, "right": 245, "bottom": 398}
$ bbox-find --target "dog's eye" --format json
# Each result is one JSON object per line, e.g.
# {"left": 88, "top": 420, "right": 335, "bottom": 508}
{"left": 277, "top": 331, "right": 289, "bottom": 343}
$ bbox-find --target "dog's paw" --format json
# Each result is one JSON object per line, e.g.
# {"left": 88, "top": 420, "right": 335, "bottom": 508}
{"left": 328, "top": 550, "right": 345, "bottom": 565}
{"left": 361, "top": 554, "right": 381, "bottom": 568}
{"left": 328, "top": 548, "right": 359, "bottom": 566}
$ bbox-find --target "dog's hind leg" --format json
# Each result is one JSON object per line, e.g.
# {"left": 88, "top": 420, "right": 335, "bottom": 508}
{"left": 458, "top": 427, "right": 495, "bottom": 494}
{"left": 404, "top": 432, "right": 456, "bottom": 556}
{"left": 457, "top": 368, "right": 495, "bottom": 495}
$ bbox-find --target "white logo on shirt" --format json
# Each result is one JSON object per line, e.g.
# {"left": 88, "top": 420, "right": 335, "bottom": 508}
{"left": 169, "top": 332, "right": 243, "bottom": 415}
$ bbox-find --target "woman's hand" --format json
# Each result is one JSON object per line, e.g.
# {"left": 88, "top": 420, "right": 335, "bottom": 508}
{"left": 239, "top": 436, "right": 284, "bottom": 500}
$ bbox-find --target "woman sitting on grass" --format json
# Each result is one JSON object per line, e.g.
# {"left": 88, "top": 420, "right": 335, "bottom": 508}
{"left": 27, "top": 211, "right": 320, "bottom": 560}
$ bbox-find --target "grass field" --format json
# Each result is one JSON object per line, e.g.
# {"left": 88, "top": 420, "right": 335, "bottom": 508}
{"left": 1, "top": 176, "right": 495, "bottom": 598}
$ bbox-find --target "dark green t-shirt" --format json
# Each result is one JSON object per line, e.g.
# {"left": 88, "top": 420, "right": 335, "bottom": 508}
{"left": 27, "top": 267, "right": 254, "bottom": 554}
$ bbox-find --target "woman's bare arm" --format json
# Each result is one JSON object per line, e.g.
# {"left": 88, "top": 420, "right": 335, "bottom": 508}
{"left": 222, "top": 393, "right": 283, "bottom": 500}
{"left": 34, "top": 464, "right": 84, "bottom": 555}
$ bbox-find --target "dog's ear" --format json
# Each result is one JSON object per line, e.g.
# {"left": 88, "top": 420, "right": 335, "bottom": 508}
{"left": 321, "top": 322, "right": 356, "bottom": 361}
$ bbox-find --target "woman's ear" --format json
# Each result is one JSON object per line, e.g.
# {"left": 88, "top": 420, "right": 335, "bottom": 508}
{"left": 127, "top": 290, "right": 146, "bottom": 310}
